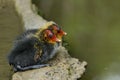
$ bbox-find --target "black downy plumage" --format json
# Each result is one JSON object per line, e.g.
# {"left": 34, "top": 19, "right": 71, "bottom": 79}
{"left": 8, "top": 29, "right": 60, "bottom": 72}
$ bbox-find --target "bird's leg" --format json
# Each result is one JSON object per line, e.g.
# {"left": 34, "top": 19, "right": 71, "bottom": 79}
{"left": 16, "top": 64, "right": 49, "bottom": 71}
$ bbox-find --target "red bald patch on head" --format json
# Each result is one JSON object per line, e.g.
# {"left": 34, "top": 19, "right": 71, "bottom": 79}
{"left": 45, "top": 30, "right": 52, "bottom": 36}
{"left": 44, "top": 29, "right": 61, "bottom": 44}
{"left": 47, "top": 24, "right": 67, "bottom": 40}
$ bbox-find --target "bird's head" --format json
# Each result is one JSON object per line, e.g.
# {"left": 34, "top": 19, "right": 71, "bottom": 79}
{"left": 48, "top": 24, "right": 67, "bottom": 40}
{"left": 42, "top": 30, "right": 61, "bottom": 44}
{"left": 35, "top": 21, "right": 67, "bottom": 43}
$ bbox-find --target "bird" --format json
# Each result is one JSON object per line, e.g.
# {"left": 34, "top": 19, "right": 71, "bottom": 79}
{"left": 8, "top": 27, "right": 61, "bottom": 72}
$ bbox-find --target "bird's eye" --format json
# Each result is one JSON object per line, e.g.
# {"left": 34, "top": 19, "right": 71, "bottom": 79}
{"left": 57, "top": 29, "right": 62, "bottom": 33}
{"left": 48, "top": 34, "right": 53, "bottom": 38}
{"left": 57, "top": 30, "right": 60, "bottom": 33}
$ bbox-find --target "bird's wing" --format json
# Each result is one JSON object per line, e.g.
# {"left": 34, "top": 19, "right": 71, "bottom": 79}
{"left": 34, "top": 43, "right": 43, "bottom": 62}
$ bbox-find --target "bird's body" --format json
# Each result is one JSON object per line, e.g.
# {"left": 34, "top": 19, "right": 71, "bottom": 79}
{"left": 8, "top": 21, "right": 67, "bottom": 72}
{"left": 8, "top": 29, "right": 59, "bottom": 71}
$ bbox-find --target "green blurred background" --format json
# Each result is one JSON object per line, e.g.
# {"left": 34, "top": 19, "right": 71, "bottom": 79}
{"left": 0, "top": 0, "right": 120, "bottom": 80}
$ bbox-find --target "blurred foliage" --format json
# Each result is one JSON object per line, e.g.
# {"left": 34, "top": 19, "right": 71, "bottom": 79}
{"left": 32, "top": 0, "right": 120, "bottom": 80}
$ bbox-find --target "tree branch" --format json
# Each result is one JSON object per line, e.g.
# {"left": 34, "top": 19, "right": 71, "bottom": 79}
{"left": 14, "top": 0, "right": 47, "bottom": 30}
